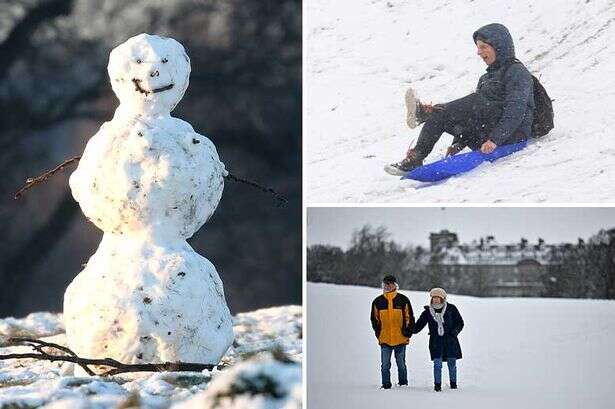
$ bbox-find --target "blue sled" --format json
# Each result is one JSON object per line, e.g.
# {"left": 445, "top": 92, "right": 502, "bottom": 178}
{"left": 402, "top": 140, "right": 528, "bottom": 182}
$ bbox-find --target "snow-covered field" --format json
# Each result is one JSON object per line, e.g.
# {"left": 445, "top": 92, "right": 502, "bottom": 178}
{"left": 0, "top": 306, "right": 302, "bottom": 408}
{"left": 305, "top": 0, "right": 615, "bottom": 203}
{"left": 307, "top": 283, "right": 615, "bottom": 408}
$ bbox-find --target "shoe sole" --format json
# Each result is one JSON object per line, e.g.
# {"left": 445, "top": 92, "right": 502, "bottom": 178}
{"left": 384, "top": 164, "right": 407, "bottom": 176}
{"left": 405, "top": 87, "right": 417, "bottom": 129}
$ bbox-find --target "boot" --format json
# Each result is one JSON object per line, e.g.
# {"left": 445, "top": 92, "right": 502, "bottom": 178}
{"left": 381, "top": 383, "right": 392, "bottom": 390}
{"left": 434, "top": 383, "right": 442, "bottom": 392}
{"left": 384, "top": 148, "right": 424, "bottom": 176}
{"left": 405, "top": 88, "right": 440, "bottom": 129}
{"left": 450, "top": 382, "right": 457, "bottom": 389}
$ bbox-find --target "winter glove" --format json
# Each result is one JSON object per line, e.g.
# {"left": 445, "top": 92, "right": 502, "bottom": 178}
{"left": 446, "top": 143, "right": 464, "bottom": 157}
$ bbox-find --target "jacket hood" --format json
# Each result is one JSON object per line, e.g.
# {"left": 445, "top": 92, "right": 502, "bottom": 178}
{"left": 473, "top": 23, "right": 515, "bottom": 67}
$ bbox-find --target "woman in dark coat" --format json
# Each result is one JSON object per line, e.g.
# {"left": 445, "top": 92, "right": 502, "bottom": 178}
{"left": 413, "top": 287, "right": 464, "bottom": 392}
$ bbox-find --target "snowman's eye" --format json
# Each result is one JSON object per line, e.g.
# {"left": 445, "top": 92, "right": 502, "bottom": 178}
{"left": 136, "top": 59, "right": 142, "bottom": 64}
{"left": 162, "top": 58, "right": 168, "bottom": 63}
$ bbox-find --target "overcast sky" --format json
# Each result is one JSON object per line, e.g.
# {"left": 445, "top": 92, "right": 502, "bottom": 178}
{"left": 307, "top": 207, "right": 615, "bottom": 249}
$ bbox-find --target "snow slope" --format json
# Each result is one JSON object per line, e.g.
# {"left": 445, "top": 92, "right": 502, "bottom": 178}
{"left": 305, "top": 0, "right": 615, "bottom": 203}
{"left": 0, "top": 306, "right": 302, "bottom": 408}
{"left": 307, "top": 283, "right": 615, "bottom": 408}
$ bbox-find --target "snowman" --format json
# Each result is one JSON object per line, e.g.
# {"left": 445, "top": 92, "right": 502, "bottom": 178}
{"left": 64, "top": 33, "right": 234, "bottom": 372}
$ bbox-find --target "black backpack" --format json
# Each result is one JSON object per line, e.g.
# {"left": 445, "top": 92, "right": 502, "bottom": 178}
{"left": 504, "top": 60, "right": 554, "bottom": 137}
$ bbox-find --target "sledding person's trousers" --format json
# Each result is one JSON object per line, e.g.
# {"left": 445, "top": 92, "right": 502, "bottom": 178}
{"left": 414, "top": 92, "right": 508, "bottom": 158}
{"left": 381, "top": 344, "right": 407, "bottom": 387}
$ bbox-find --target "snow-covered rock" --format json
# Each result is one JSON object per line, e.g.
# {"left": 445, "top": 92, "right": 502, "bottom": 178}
{"left": 65, "top": 33, "right": 232, "bottom": 370}
{"left": 173, "top": 354, "right": 301, "bottom": 409}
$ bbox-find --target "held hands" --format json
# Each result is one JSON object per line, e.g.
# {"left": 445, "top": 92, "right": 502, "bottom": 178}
{"left": 480, "top": 139, "right": 497, "bottom": 154}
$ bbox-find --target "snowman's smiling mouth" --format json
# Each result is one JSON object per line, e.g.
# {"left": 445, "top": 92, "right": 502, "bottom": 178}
{"left": 132, "top": 78, "right": 174, "bottom": 96}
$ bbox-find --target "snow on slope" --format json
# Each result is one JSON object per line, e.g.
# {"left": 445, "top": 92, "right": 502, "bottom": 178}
{"left": 305, "top": 0, "right": 615, "bottom": 203}
{"left": 307, "top": 283, "right": 615, "bottom": 408}
{"left": 0, "top": 306, "right": 301, "bottom": 408}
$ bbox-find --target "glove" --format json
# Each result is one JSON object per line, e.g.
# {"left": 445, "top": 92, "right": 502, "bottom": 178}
{"left": 446, "top": 143, "right": 464, "bottom": 157}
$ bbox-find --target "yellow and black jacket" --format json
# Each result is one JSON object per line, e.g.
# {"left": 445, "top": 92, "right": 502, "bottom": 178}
{"left": 371, "top": 290, "right": 415, "bottom": 347}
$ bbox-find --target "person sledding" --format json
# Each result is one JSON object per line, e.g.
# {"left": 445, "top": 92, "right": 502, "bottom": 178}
{"left": 370, "top": 275, "right": 415, "bottom": 389}
{"left": 412, "top": 288, "right": 464, "bottom": 392}
{"left": 385, "top": 23, "right": 537, "bottom": 176}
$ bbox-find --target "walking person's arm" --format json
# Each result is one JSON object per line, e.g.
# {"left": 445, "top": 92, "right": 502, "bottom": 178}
{"left": 450, "top": 305, "right": 465, "bottom": 336}
{"left": 371, "top": 301, "right": 381, "bottom": 338}
{"left": 412, "top": 310, "right": 428, "bottom": 334}
{"left": 402, "top": 299, "right": 415, "bottom": 337}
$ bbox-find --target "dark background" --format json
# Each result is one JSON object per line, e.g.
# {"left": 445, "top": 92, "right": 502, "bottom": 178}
{"left": 0, "top": 0, "right": 301, "bottom": 317}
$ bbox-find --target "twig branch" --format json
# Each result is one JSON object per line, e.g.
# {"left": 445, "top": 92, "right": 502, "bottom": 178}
{"left": 16, "top": 337, "right": 95, "bottom": 375}
{"left": 225, "top": 172, "right": 288, "bottom": 207}
{"left": 14, "top": 156, "right": 81, "bottom": 199}
{"left": 1, "top": 337, "right": 216, "bottom": 376}
{"left": 13, "top": 156, "right": 288, "bottom": 207}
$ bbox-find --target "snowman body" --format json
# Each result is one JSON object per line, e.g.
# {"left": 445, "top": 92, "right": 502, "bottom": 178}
{"left": 64, "top": 34, "right": 234, "bottom": 369}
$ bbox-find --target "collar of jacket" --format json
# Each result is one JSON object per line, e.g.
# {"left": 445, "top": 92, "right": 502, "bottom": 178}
{"left": 486, "top": 57, "right": 517, "bottom": 72}
{"left": 384, "top": 290, "right": 397, "bottom": 300}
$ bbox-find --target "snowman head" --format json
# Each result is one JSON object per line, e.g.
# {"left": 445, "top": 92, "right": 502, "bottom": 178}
{"left": 108, "top": 34, "right": 190, "bottom": 116}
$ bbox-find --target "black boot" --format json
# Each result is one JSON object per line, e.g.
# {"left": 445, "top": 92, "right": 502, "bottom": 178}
{"left": 450, "top": 382, "right": 457, "bottom": 389}
{"left": 384, "top": 149, "right": 424, "bottom": 176}
{"left": 381, "top": 383, "right": 392, "bottom": 390}
{"left": 434, "top": 383, "right": 441, "bottom": 392}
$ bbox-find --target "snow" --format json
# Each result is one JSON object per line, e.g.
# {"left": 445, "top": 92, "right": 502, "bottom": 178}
{"left": 305, "top": 0, "right": 615, "bottom": 203}
{"left": 174, "top": 357, "right": 302, "bottom": 409}
{"left": 0, "top": 306, "right": 301, "bottom": 408}
{"left": 0, "top": 313, "right": 64, "bottom": 339}
{"left": 65, "top": 34, "right": 232, "bottom": 370}
{"left": 307, "top": 282, "right": 615, "bottom": 408}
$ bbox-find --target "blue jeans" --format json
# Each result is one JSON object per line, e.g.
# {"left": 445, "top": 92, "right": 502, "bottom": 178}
{"left": 380, "top": 345, "right": 407, "bottom": 386}
{"left": 433, "top": 357, "right": 457, "bottom": 384}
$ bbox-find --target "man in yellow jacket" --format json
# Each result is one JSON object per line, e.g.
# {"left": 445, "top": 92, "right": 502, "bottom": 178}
{"left": 370, "top": 275, "right": 415, "bottom": 389}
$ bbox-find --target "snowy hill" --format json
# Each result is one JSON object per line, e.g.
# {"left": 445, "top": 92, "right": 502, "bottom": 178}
{"left": 307, "top": 283, "right": 615, "bottom": 408}
{"left": 305, "top": 0, "right": 615, "bottom": 203}
{"left": 0, "top": 306, "right": 302, "bottom": 408}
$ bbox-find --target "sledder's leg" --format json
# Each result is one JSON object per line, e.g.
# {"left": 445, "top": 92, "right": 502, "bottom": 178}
{"left": 414, "top": 92, "right": 491, "bottom": 158}
{"left": 386, "top": 92, "right": 500, "bottom": 176}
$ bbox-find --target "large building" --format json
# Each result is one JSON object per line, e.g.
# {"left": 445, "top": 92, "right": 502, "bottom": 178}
{"left": 427, "top": 230, "right": 559, "bottom": 297}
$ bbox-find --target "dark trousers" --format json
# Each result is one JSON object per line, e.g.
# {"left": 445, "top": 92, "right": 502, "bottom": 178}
{"left": 414, "top": 92, "right": 503, "bottom": 158}
{"left": 381, "top": 344, "right": 407, "bottom": 387}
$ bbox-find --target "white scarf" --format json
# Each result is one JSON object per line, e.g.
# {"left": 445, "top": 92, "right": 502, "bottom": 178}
{"left": 429, "top": 302, "right": 447, "bottom": 336}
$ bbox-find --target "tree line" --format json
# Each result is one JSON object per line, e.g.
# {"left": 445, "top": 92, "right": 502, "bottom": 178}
{"left": 307, "top": 225, "right": 615, "bottom": 299}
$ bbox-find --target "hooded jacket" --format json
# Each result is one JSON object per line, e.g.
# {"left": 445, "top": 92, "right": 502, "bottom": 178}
{"left": 371, "top": 290, "right": 415, "bottom": 347}
{"left": 473, "top": 23, "right": 535, "bottom": 145}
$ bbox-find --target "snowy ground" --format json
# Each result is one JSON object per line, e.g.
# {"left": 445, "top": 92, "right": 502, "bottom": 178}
{"left": 0, "top": 306, "right": 302, "bottom": 408}
{"left": 305, "top": 0, "right": 615, "bottom": 203}
{"left": 307, "top": 283, "right": 615, "bottom": 408}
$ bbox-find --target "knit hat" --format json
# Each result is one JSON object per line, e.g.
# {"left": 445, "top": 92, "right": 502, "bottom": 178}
{"left": 429, "top": 287, "right": 447, "bottom": 300}
{"left": 382, "top": 275, "right": 397, "bottom": 284}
